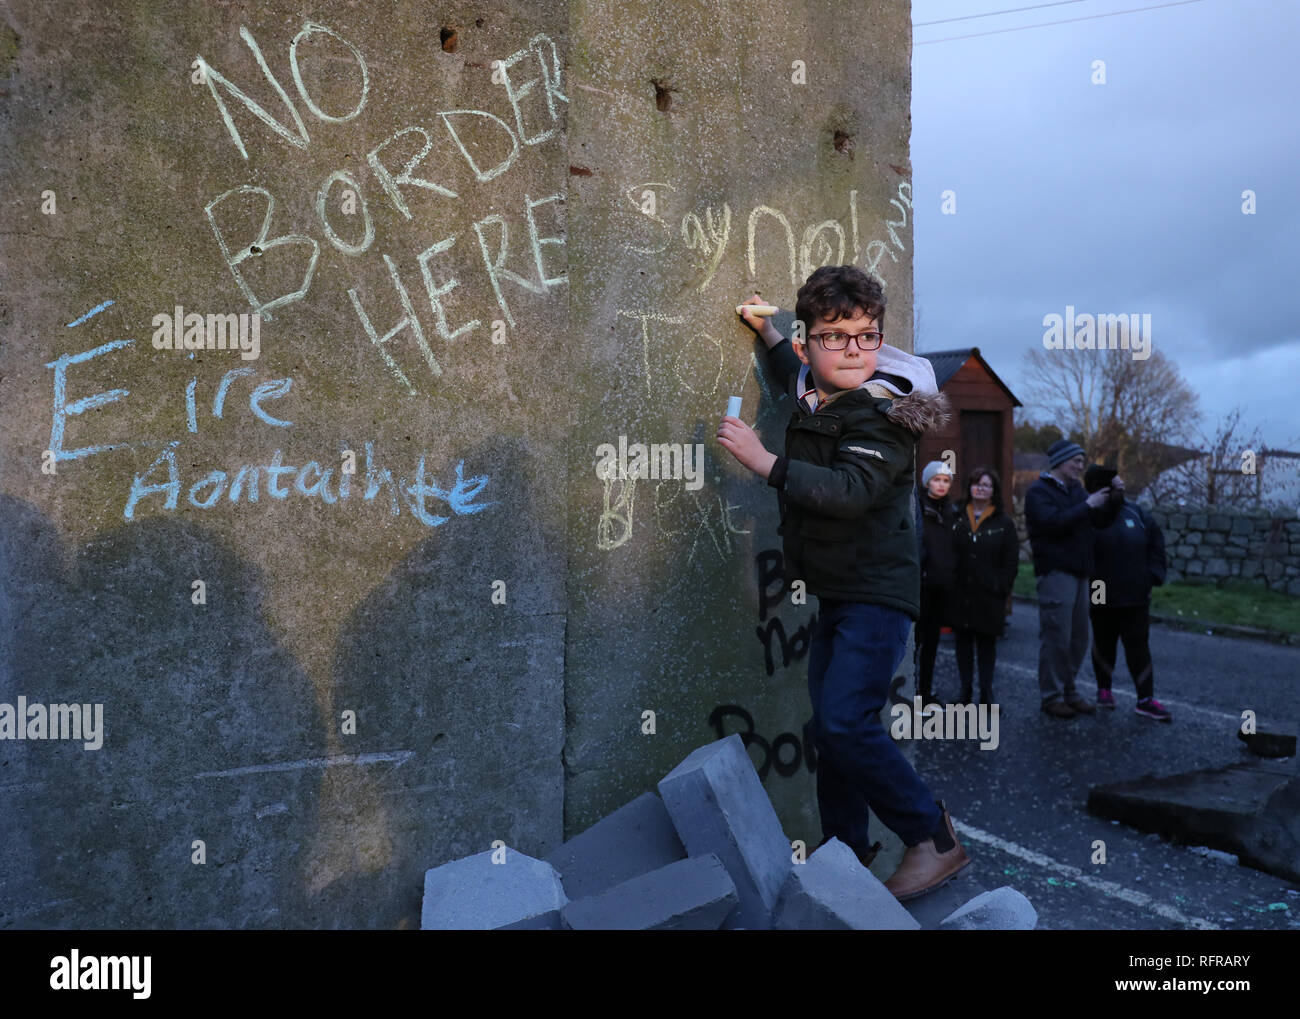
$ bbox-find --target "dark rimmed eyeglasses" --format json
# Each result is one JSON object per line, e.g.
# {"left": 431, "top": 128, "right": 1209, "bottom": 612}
{"left": 806, "top": 330, "right": 884, "bottom": 351}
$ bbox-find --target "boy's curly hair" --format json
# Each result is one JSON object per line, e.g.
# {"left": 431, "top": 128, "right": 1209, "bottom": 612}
{"left": 794, "top": 265, "right": 886, "bottom": 337}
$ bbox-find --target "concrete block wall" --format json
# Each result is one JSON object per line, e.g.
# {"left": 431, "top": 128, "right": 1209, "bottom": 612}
{"left": 0, "top": 0, "right": 916, "bottom": 928}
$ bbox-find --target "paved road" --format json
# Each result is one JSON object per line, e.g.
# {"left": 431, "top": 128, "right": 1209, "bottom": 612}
{"left": 912, "top": 600, "right": 1300, "bottom": 930}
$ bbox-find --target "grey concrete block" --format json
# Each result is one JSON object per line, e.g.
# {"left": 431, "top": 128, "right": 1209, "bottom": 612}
{"left": 940, "top": 886, "right": 1038, "bottom": 930}
{"left": 657, "top": 734, "right": 791, "bottom": 930}
{"left": 421, "top": 848, "right": 567, "bottom": 930}
{"left": 560, "top": 853, "right": 738, "bottom": 930}
{"left": 772, "top": 838, "right": 920, "bottom": 930}
{"left": 544, "top": 792, "right": 686, "bottom": 900}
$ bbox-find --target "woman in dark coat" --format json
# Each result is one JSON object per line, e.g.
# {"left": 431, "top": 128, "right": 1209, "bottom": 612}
{"left": 950, "top": 465, "right": 1020, "bottom": 705}
{"left": 917, "top": 461, "right": 958, "bottom": 710}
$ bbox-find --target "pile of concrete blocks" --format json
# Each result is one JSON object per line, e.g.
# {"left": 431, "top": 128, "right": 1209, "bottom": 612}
{"left": 419, "top": 733, "right": 1036, "bottom": 930}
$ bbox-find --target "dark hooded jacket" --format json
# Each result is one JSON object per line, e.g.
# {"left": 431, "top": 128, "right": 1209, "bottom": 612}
{"left": 950, "top": 500, "right": 1020, "bottom": 636}
{"left": 1090, "top": 499, "right": 1167, "bottom": 606}
{"left": 920, "top": 492, "right": 959, "bottom": 591}
{"left": 763, "top": 338, "right": 951, "bottom": 619}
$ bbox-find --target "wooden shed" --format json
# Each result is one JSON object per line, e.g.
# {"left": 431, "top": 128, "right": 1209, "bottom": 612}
{"left": 918, "top": 348, "right": 1022, "bottom": 499}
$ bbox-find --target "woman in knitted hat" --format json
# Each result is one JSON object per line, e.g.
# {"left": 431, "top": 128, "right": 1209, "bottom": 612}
{"left": 917, "top": 460, "right": 958, "bottom": 712}
{"left": 949, "top": 466, "right": 1020, "bottom": 705}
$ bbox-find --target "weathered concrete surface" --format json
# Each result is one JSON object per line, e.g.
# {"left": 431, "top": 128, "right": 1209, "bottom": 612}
{"left": 0, "top": 0, "right": 570, "bottom": 929}
{"left": 562, "top": 0, "right": 916, "bottom": 881}
{"left": 1087, "top": 760, "right": 1300, "bottom": 883}
{"left": 0, "top": 0, "right": 915, "bottom": 927}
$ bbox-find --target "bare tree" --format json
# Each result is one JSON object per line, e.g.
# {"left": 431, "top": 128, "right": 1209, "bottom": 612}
{"left": 1020, "top": 347, "right": 1200, "bottom": 487}
{"left": 1147, "top": 408, "right": 1291, "bottom": 508}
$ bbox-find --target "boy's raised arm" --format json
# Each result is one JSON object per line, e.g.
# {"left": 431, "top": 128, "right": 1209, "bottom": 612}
{"left": 737, "top": 294, "right": 800, "bottom": 394}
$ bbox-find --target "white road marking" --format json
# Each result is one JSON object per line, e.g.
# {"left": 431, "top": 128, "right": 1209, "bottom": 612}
{"left": 991, "top": 658, "right": 1242, "bottom": 724}
{"left": 952, "top": 818, "right": 1221, "bottom": 930}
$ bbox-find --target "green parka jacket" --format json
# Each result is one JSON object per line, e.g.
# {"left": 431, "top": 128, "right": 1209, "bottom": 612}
{"left": 763, "top": 338, "right": 951, "bottom": 619}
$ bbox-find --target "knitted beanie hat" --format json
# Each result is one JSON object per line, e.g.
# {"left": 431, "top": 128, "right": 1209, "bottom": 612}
{"left": 921, "top": 461, "right": 953, "bottom": 488}
{"left": 1046, "top": 439, "right": 1086, "bottom": 468}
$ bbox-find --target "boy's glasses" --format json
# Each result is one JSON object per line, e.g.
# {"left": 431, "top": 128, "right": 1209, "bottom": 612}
{"left": 807, "top": 330, "right": 884, "bottom": 351}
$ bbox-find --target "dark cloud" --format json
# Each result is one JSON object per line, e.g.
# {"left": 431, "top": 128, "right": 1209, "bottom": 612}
{"left": 912, "top": 0, "right": 1300, "bottom": 447}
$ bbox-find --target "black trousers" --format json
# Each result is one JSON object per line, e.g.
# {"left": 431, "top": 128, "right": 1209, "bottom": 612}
{"left": 1089, "top": 602, "right": 1155, "bottom": 700}
{"left": 917, "top": 585, "right": 946, "bottom": 700}
{"left": 954, "top": 629, "right": 997, "bottom": 703}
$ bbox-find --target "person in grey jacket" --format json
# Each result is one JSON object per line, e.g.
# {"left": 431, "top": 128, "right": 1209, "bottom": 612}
{"left": 1024, "top": 439, "right": 1122, "bottom": 718}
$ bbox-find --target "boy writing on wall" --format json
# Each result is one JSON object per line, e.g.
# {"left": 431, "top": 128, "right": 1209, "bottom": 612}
{"left": 718, "top": 265, "right": 969, "bottom": 900}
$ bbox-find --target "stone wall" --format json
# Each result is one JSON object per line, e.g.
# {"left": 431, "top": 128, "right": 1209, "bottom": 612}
{"left": 1009, "top": 496, "right": 1300, "bottom": 597}
{"left": 1147, "top": 506, "right": 1300, "bottom": 595}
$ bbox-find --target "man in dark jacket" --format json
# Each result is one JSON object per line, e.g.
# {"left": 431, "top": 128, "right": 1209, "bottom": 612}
{"left": 1024, "top": 439, "right": 1122, "bottom": 718}
{"left": 1085, "top": 465, "right": 1171, "bottom": 721}
{"left": 721, "top": 266, "right": 968, "bottom": 902}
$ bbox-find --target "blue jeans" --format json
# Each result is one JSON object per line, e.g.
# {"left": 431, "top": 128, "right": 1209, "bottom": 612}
{"left": 808, "top": 598, "right": 943, "bottom": 855}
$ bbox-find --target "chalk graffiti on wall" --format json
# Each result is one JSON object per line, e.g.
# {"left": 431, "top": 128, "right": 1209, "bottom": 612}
{"left": 593, "top": 180, "right": 913, "bottom": 555}
{"left": 594, "top": 466, "right": 750, "bottom": 562}
{"left": 196, "top": 22, "right": 568, "bottom": 395}
{"left": 47, "top": 303, "right": 494, "bottom": 526}
{"left": 620, "top": 181, "right": 912, "bottom": 294}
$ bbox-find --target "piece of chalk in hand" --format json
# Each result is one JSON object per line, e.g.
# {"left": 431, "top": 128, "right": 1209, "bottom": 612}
{"left": 737, "top": 304, "right": 778, "bottom": 316}
{"left": 726, "top": 396, "right": 743, "bottom": 419}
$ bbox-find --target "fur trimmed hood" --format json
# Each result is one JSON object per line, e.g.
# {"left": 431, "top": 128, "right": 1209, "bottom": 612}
{"left": 885, "top": 388, "right": 951, "bottom": 435}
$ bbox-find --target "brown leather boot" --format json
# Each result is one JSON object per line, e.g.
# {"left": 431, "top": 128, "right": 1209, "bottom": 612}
{"left": 884, "top": 802, "right": 971, "bottom": 901}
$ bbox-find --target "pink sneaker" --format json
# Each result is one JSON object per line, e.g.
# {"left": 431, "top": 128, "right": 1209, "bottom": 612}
{"left": 1136, "top": 697, "right": 1172, "bottom": 722}
{"left": 1097, "top": 689, "right": 1116, "bottom": 709}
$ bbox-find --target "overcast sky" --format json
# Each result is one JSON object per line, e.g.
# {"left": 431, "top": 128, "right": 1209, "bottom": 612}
{"left": 911, "top": 0, "right": 1300, "bottom": 452}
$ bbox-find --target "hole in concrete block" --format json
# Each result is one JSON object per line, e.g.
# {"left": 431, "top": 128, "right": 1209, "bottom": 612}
{"left": 651, "top": 78, "right": 676, "bottom": 112}
{"left": 440, "top": 26, "right": 459, "bottom": 52}
{"left": 833, "top": 130, "right": 855, "bottom": 159}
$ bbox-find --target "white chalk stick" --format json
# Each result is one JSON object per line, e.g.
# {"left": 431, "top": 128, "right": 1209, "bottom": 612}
{"left": 736, "top": 304, "right": 778, "bottom": 316}
{"left": 726, "top": 396, "right": 743, "bottom": 419}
